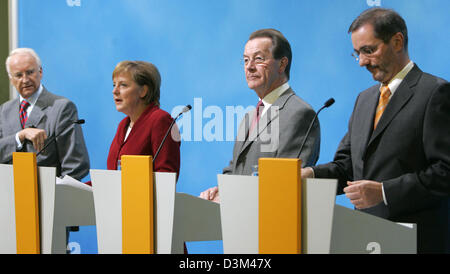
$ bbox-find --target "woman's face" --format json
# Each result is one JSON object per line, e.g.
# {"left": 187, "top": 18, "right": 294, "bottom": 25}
{"left": 112, "top": 72, "right": 147, "bottom": 117}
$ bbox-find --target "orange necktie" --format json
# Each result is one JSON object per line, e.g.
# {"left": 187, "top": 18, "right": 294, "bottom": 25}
{"left": 374, "top": 85, "right": 391, "bottom": 130}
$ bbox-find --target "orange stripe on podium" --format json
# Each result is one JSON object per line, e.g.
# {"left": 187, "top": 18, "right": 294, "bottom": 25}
{"left": 121, "top": 155, "right": 154, "bottom": 254}
{"left": 258, "top": 158, "right": 302, "bottom": 254}
{"left": 13, "top": 152, "right": 40, "bottom": 254}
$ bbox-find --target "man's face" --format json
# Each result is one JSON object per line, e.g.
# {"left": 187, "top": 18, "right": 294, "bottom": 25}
{"left": 8, "top": 53, "right": 42, "bottom": 99}
{"left": 243, "top": 37, "right": 284, "bottom": 97}
{"left": 351, "top": 24, "right": 398, "bottom": 84}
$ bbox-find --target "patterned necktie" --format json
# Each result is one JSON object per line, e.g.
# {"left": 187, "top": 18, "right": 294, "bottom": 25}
{"left": 249, "top": 100, "right": 264, "bottom": 134}
{"left": 373, "top": 85, "right": 391, "bottom": 130}
{"left": 19, "top": 100, "right": 30, "bottom": 129}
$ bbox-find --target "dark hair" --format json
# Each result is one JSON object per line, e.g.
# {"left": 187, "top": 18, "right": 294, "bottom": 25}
{"left": 249, "top": 28, "right": 292, "bottom": 80}
{"left": 348, "top": 8, "right": 408, "bottom": 51}
{"left": 113, "top": 60, "right": 161, "bottom": 106}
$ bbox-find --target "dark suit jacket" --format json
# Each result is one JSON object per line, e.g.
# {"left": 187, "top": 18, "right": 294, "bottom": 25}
{"left": 0, "top": 87, "right": 90, "bottom": 180}
{"left": 223, "top": 88, "right": 320, "bottom": 175}
{"left": 313, "top": 65, "right": 450, "bottom": 253}
{"left": 107, "top": 103, "right": 180, "bottom": 177}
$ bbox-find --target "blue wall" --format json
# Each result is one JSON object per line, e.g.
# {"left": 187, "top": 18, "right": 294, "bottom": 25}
{"left": 17, "top": 0, "right": 450, "bottom": 253}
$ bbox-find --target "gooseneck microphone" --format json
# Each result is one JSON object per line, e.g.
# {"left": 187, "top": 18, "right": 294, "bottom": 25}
{"left": 153, "top": 105, "right": 191, "bottom": 162}
{"left": 36, "top": 119, "right": 85, "bottom": 156}
{"left": 297, "top": 98, "right": 335, "bottom": 158}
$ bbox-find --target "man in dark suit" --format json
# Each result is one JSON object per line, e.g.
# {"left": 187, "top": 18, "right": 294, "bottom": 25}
{"left": 0, "top": 48, "right": 90, "bottom": 180}
{"left": 201, "top": 29, "right": 320, "bottom": 202}
{"left": 302, "top": 8, "right": 450, "bottom": 253}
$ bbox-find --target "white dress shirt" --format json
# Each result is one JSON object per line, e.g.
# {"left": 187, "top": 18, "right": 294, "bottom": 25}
{"left": 15, "top": 84, "right": 44, "bottom": 149}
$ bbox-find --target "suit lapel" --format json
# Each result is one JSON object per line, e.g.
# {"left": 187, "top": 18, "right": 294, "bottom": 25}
{"left": 367, "top": 65, "right": 420, "bottom": 147}
{"left": 25, "top": 88, "right": 50, "bottom": 128}
{"left": 238, "top": 88, "right": 294, "bottom": 156}
{"left": 359, "top": 86, "right": 380, "bottom": 160}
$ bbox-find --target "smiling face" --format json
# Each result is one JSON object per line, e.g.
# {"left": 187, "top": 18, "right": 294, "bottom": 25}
{"left": 243, "top": 37, "right": 287, "bottom": 98}
{"left": 8, "top": 53, "right": 42, "bottom": 99}
{"left": 351, "top": 23, "right": 403, "bottom": 85}
{"left": 112, "top": 72, "right": 148, "bottom": 120}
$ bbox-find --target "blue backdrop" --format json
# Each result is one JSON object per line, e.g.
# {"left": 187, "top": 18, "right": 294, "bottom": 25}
{"left": 17, "top": 0, "right": 450, "bottom": 253}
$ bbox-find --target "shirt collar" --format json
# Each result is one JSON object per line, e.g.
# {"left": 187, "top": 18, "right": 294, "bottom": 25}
{"left": 20, "top": 84, "right": 43, "bottom": 106}
{"left": 383, "top": 61, "right": 414, "bottom": 95}
{"left": 261, "top": 82, "right": 290, "bottom": 105}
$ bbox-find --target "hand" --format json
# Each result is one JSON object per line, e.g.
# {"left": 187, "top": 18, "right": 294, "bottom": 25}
{"left": 301, "top": 167, "right": 314, "bottom": 179}
{"left": 199, "top": 186, "right": 220, "bottom": 203}
{"left": 344, "top": 180, "right": 383, "bottom": 209}
{"left": 18, "top": 128, "right": 48, "bottom": 152}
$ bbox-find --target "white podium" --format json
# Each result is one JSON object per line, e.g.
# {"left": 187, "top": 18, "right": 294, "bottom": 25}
{"left": 0, "top": 164, "right": 95, "bottom": 254}
{"left": 90, "top": 169, "right": 221, "bottom": 254}
{"left": 218, "top": 174, "right": 416, "bottom": 254}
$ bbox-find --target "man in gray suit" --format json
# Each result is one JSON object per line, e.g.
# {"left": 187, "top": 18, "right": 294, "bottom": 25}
{"left": 302, "top": 8, "right": 450, "bottom": 253}
{"left": 0, "top": 48, "right": 89, "bottom": 180}
{"left": 200, "top": 29, "right": 320, "bottom": 202}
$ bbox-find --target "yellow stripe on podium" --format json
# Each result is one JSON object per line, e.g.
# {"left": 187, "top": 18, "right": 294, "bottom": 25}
{"left": 121, "top": 155, "right": 154, "bottom": 254}
{"left": 258, "top": 158, "right": 302, "bottom": 254}
{"left": 13, "top": 152, "right": 40, "bottom": 254}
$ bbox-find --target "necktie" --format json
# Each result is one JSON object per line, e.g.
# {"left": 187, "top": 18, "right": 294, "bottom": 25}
{"left": 249, "top": 100, "right": 264, "bottom": 133}
{"left": 373, "top": 85, "right": 391, "bottom": 130}
{"left": 19, "top": 100, "right": 30, "bottom": 129}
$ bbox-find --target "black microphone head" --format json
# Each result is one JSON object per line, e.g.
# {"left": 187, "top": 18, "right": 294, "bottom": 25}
{"left": 181, "top": 105, "right": 192, "bottom": 114}
{"left": 75, "top": 119, "right": 85, "bottom": 124}
{"left": 324, "top": 98, "right": 335, "bottom": 108}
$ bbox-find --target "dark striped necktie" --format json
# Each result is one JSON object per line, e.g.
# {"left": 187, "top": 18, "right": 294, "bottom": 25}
{"left": 19, "top": 100, "right": 30, "bottom": 128}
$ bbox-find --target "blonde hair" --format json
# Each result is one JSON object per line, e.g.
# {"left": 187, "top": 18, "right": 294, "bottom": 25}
{"left": 113, "top": 61, "right": 161, "bottom": 106}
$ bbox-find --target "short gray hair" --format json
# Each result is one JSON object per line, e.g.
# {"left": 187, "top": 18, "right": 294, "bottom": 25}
{"left": 5, "top": 48, "right": 42, "bottom": 76}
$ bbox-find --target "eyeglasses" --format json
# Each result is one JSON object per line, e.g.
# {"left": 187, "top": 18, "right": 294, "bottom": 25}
{"left": 10, "top": 68, "right": 38, "bottom": 81}
{"left": 351, "top": 42, "right": 382, "bottom": 62}
{"left": 241, "top": 56, "right": 272, "bottom": 66}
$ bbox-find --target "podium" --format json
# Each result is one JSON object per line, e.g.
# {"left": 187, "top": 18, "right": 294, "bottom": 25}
{"left": 0, "top": 153, "right": 95, "bottom": 254}
{"left": 218, "top": 158, "right": 416, "bottom": 254}
{"left": 90, "top": 155, "right": 221, "bottom": 254}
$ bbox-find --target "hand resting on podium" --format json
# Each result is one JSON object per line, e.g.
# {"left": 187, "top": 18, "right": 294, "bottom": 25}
{"left": 199, "top": 186, "right": 220, "bottom": 203}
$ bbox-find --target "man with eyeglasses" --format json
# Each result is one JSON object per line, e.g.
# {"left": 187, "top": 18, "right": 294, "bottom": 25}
{"left": 0, "top": 48, "right": 90, "bottom": 181}
{"left": 200, "top": 28, "right": 320, "bottom": 202}
{"left": 302, "top": 8, "right": 450, "bottom": 253}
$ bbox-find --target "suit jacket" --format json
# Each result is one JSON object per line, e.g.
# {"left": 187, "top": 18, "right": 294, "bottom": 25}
{"left": 223, "top": 88, "right": 320, "bottom": 175}
{"left": 0, "top": 87, "right": 90, "bottom": 180}
{"left": 313, "top": 65, "right": 450, "bottom": 253}
{"left": 107, "top": 103, "right": 180, "bottom": 177}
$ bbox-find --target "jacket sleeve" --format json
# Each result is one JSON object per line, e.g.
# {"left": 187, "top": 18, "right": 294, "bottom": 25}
{"left": 383, "top": 81, "right": 450, "bottom": 217}
{"left": 54, "top": 100, "right": 90, "bottom": 180}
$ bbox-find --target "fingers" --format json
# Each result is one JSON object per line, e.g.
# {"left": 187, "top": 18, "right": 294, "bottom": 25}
{"left": 344, "top": 180, "right": 383, "bottom": 209}
{"left": 301, "top": 167, "right": 314, "bottom": 179}
{"left": 21, "top": 128, "right": 48, "bottom": 152}
{"left": 199, "top": 189, "right": 210, "bottom": 200}
{"left": 33, "top": 131, "right": 46, "bottom": 152}
{"left": 344, "top": 182, "right": 361, "bottom": 207}
{"left": 199, "top": 186, "right": 219, "bottom": 202}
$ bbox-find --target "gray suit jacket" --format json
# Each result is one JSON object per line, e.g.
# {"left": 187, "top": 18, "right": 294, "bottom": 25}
{"left": 313, "top": 65, "right": 450, "bottom": 253}
{"left": 223, "top": 88, "right": 320, "bottom": 175}
{"left": 0, "top": 87, "right": 90, "bottom": 180}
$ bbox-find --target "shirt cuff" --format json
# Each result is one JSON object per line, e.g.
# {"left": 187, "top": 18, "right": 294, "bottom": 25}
{"left": 381, "top": 182, "right": 388, "bottom": 205}
{"left": 15, "top": 132, "right": 23, "bottom": 150}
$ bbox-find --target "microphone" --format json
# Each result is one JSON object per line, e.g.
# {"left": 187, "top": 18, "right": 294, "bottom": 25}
{"left": 36, "top": 119, "right": 85, "bottom": 156}
{"left": 297, "top": 98, "right": 335, "bottom": 158}
{"left": 153, "top": 105, "right": 191, "bottom": 162}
